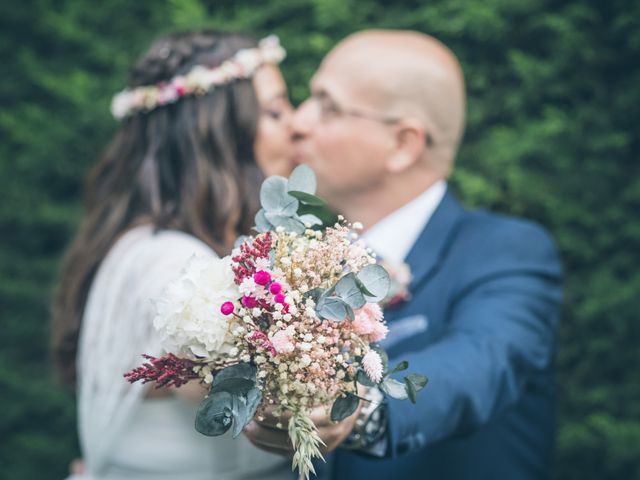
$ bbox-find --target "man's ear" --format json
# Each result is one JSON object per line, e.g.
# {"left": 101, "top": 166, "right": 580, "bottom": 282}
{"left": 385, "top": 120, "right": 428, "bottom": 174}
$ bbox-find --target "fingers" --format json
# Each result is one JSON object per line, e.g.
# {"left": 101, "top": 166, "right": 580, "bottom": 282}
{"left": 243, "top": 420, "right": 295, "bottom": 456}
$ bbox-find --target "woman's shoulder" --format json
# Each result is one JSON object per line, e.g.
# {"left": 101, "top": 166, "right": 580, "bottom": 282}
{"left": 115, "top": 225, "right": 215, "bottom": 260}
{"left": 99, "top": 225, "right": 217, "bottom": 287}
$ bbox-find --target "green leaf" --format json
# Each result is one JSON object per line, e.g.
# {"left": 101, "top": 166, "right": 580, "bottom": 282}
{"left": 356, "top": 264, "right": 390, "bottom": 302}
{"left": 230, "top": 387, "right": 262, "bottom": 437}
{"left": 288, "top": 190, "right": 325, "bottom": 206}
{"left": 334, "top": 273, "right": 366, "bottom": 309}
{"left": 195, "top": 390, "right": 234, "bottom": 436}
{"left": 388, "top": 361, "right": 409, "bottom": 375}
{"left": 405, "top": 377, "right": 417, "bottom": 403}
{"left": 297, "top": 202, "right": 339, "bottom": 228}
{"left": 195, "top": 363, "right": 262, "bottom": 437}
{"left": 405, "top": 373, "right": 428, "bottom": 390}
{"left": 380, "top": 377, "right": 408, "bottom": 400}
{"left": 330, "top": 392, "right": 360, "bottom": 422}
{"left": 356, "top": 368, "right": 376, "bottom": 387}
{"left": 212, "top": 362, "right": 257, "bottom": 393}
{"left": 304, "top": 287, "right": 324, "bottom": 304}
{"left": 287, "top": 164, "right": 316, "bottom": 194}
{"left": 316, "top": 295, "right": 350, "bottom": 321}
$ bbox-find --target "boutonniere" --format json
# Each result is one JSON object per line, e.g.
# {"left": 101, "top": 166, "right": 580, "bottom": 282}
{"left": 379, "top": 260, "right": 412, "bottom": 308}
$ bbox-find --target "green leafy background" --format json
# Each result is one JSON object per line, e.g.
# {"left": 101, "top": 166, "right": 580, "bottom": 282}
{"left": 1, "top": 0, "right": 638, "bottom": 478}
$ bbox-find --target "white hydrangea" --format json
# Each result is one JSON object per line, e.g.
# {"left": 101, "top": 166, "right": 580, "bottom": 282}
{"left": 153, "top": 254, "right": 238, "bottom": 361}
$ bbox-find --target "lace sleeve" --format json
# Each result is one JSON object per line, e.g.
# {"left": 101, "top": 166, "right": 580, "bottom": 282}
{"left": 77, "top": 226, "right": 215, "bottom": 474}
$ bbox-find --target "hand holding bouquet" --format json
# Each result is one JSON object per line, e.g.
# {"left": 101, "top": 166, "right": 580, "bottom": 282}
{"left": 125, "top": 166, "right": 427, "bottom": 479}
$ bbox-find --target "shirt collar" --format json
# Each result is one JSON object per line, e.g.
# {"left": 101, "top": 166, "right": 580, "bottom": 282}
{"left": 363, "top": 180, "right": 447, "bottom": 264}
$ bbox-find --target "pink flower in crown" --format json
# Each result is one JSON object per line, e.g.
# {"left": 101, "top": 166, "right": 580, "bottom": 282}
{"left": 173, "top": 76, "right": 187, "bottom": 96}
{"left": 271, "top": 330, "right": 294, "bottom": 354}
{"left": 362, "top": 350, "right": 383, "bottom": 383}
{"left": 352, "top": 304, "right": 384, "bottom": 336}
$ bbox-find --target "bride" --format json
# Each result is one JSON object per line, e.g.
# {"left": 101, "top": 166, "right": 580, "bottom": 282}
{"left": 52, "top": 31, "right": 295, "bottom": 480}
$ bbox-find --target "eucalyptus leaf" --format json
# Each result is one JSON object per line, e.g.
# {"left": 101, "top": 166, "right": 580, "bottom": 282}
{"left": 298, "top": 213, "right": 323, "bottom": 227}
{"left": 316, "top": 295, "right": 350, "bottom": 321}
{"left": 380, "top": 377, "right": 408, "bottom": 400}
{"left": 264, "top": 212, "right": 305, "bottom": 234}
{"left": 304, "top": 287, "right": 324, "bottom": 304}
{"left": 330, "top": 392, "right": 360, "bottom": 422}
{"left": 354, "top": 276, "right": 375, "bottom": 297}
{"left": 260, "top": 176, "right": 289, "bottom": 211}
{"left": 254, "top": 209, "right": 272, "bottom": 233}
{"left": 213, "top": 362, "right": 257, "bottom": 388}
{"left": 196, "top": 363, "right": 262, "bottom": 438}
{"left": 345, "top": 304, "right": 355, "bottom": 321}
{"left": 288, "top": 190, "right": 325, "bottom": 206}
{"left": 195, "top": 390, "right": 234, "bottom": 436}
{"left": 287, "top": 164, "right": 316, "bottom": 194}
{"left": 334, "top": 273, "right": 366, "bottom": 309}
{"left": 356, "top": 264, "right": 391, "bottom": 302}
{"left": 230, "top": 387, "right": 262, "bottom": 437}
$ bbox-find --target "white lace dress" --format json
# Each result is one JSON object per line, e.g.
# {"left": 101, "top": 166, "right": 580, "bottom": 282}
{"left": 72, "top": 225, "right": 290, "bottom": 480}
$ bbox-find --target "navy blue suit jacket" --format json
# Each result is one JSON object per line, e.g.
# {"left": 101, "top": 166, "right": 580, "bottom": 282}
{"left": 331, "top": 190, "right": 563, "bottom": 480}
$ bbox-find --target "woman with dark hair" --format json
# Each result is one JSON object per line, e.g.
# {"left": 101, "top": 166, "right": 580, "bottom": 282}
{"left": 52, "top": 31, "right": 294, "bottom": 480}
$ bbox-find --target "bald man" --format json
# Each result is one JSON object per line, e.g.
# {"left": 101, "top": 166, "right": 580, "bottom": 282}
{"left": 244, "top": 30, "right": 562, "bottom": 480}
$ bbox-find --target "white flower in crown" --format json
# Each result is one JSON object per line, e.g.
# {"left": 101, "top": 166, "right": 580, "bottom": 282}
{"left": 236, "top": 48, "right": 261, "bottom": 72}
{"left": 110, "top": 35, "right": 286, "bottom": 120}
{"left": 110, "top": 91, "right": 131, "bottom": 120}
{"left": 153, "top": 255, "right": 238, "bottom": 360}
{"left": 185, "top": 65, "right": 211, "bottom": 94}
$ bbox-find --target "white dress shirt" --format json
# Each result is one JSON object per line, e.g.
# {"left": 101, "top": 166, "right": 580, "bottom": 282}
{"left": 363, "top": 180, "right": 447, "bottom": 263}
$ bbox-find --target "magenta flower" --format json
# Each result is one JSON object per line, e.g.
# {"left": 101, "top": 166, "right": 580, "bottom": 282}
{"left": 274, "top": 293, "right": 286, "bottom": 304}
{"left": 241, "top": 295, "right": 258, "bottom": 308}
{"left": 254, "top": 270, "right": 271, "bottom": 286}
{"left": 269, "top": 281, "right": 282, "bottom": 295}
{"left": 220, "top": 301, "right": 235, "bottom": 316}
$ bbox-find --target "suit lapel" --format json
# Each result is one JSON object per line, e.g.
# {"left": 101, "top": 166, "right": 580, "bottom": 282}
{"left": 404, "top": 188, "right": 465, "bottom": 293}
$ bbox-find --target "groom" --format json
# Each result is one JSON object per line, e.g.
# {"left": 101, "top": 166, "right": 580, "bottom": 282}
{"left": 245, "top": 30, "right": 562, "bottom": 479}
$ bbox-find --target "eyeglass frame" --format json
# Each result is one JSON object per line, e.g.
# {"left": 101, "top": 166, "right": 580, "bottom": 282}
{"left": 306, "top": 90, "right": 435, "bottom": 147}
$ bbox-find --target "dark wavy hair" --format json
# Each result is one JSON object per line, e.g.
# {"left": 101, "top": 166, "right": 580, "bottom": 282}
{"left": 52, "top": 30, "right": 264, "bottom": 388}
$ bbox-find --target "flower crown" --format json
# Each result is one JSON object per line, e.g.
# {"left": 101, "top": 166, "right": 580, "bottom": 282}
{"left": 110, "top": 35, "right": 286, "bottom": 120}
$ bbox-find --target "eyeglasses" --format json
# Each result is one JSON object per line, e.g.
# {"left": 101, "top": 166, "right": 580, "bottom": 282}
{"left": 308, "top": 91, "right": 434, "bottom": 146}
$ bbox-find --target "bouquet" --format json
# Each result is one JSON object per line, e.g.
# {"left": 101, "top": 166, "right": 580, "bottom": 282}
{"left": 125, "top": 166, "right": 427, "bottom": 479}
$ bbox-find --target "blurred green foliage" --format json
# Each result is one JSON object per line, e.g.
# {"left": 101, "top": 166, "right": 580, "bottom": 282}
{"left": 1, "top": 0, "right": 638, "bottom": 479}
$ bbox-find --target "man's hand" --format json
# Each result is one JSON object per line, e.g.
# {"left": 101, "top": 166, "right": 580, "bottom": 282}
{"left": 243, "top": 401, "right": 361, "bottom": 457}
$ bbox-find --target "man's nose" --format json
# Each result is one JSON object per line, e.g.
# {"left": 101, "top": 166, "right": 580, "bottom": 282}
{"left": 291, "top": 98, "right": 315, "bottom": 141}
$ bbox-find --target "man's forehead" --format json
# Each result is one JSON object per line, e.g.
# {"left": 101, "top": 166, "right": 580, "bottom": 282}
{"left": 310, "top": 61, "right": 372, "bottom": 105}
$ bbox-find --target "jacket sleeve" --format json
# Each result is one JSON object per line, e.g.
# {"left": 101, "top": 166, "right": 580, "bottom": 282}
{"left": 384, "top": 222, "right": 563, "bottom": 457}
